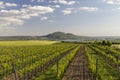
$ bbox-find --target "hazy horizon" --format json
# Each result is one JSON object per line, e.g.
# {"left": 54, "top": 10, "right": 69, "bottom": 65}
{"left": 0, "top": 0, "right": 120, "bottom": 36}
{"left": 1, "top": 31, "right": 120, "bottom": 37}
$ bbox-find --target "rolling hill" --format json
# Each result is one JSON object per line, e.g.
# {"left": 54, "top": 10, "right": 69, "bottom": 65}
{"left": 44, "top": 32, "right": 81, "bottom": 39}
{"left": 0, "top": 31, "right": 120, "bottom": 41}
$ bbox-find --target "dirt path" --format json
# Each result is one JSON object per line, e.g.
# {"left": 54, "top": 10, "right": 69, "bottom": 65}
{"left": 62, "top": 46, "right": 91, "bottom": 80}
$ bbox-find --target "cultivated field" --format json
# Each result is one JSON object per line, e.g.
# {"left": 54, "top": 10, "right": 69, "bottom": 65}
{"left": 0, "top": 41, "right": 120, "bottom": 80}
{"left": 0, "top": 40, "right": 58, "bottom": 46}
{"left": 112, "top": 44, "right": 120, "bottom": 49}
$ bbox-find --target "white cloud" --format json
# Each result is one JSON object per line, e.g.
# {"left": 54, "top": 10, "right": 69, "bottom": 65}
{"left": 31, "top": 0, "right": 44, "bottom": 2}
{"left": 0, "top": 5, "right": 55, "bottom": 27}
{"left": 67, "top": 1, "right": 76, "bottom": 5}
{"left": 22, "top": 4, "right": 31, "bottom": 7}
{"left": 59, "top": 0, "right": 67, "bottom": 4}
{"left": 40, "top": 17, "right": 48, "bottom": 21}
{"left": 0, "top": 10, "right": 20, "bottom": 14}
{"left": 0, "top": 1, "right": 4, "bottom": 8}
{"left": 0, "top": 17, "right": 24, "bottom": 27}
{"left": 20, "top": 6, "right": 54, "bottom": 19}
{"left": 49, "top": 0, "right": 58, "bottom": 3}
{"left": 50, "top": 0, "right": 76, "bottom": 5}
{"left": 104, "top": 0, "right": 120, "bottom": 5}
{"left": 26, "top": 6, "right": 54, "bottom": 14}
{"left": 53, "top": 5, "right": 60, "bottom": 8}
{"left": 0, "top": 1, "right": 18, "bottom": 9}
{"left": 5, "top": 3, "right": 18, "bottom": 7}
{"left": 78, "top": 7, "right": 98, "bottom": 11}
{"left": 0, "top": 1, "right": 3, "bottom": 5}
{"left": 37, "top": 0, "right": 44, "bottom": 2}
{"left": 62, "top": 8, "right": 73, "bottom": 15}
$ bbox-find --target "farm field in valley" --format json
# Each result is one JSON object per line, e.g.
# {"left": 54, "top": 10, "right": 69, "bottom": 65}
{"left": 0, "top": 40, "right": 120, "bottom": 80}
{"left": 0, "top": 40, "right": 58, "bottom": 46}
{"left": 112, "top": 44, "right": 120, "bottom": 49}
{"left": 1, "top": 0, "right": 120, "bottom": 79}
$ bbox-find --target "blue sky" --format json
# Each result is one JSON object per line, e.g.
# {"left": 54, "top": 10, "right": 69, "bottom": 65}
{"left": 0, "top": 0, "right": 120, "bottom": 36}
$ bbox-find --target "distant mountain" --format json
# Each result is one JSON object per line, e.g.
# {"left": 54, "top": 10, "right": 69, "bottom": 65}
{"left": 0, "top": 32, "right": 120, "bottom": 41}
{"left": 0, "top": 32, "right": 89, "bottom": 41}
{"left": 44, "top": 32, "right": 88, "bottom": 40}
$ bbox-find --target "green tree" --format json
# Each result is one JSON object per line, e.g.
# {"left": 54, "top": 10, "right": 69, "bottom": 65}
{"left": 107, "top": 40, "right": 112, "bottom": 47}
{"left": 102, "top": 40, "right": 107, "bottom": 45}
{"left": 101, "top": 40, "right": 112, "bottom": 46}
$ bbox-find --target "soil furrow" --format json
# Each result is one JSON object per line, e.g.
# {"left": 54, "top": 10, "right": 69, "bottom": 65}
{"left": 62, "top": 46, "right": 91, "bottom": 80}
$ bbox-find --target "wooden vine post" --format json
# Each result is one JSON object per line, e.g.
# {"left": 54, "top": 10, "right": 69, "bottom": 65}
{"left": 11, "top": 48, "right": 19, "bottom": 80}
{"left": 56, "top": 60, "right": 59, "bottom": 79}
{"left": 11, "top": 60, "right": 19, "bottom": 80}
{"left": 21, "top": 55, "right": 24, "bottom": 80}
{"left": 95, "top": 58, "right": 98, "bottom": 80}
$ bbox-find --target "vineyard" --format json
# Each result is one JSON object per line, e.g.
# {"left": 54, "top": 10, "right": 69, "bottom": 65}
{"left": 0, "top": 41, "right": 120, "bottom": 80}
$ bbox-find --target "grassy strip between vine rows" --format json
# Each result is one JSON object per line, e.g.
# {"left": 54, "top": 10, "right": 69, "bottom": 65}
{"left": 0, "top": 43, "right": 77, "bottom": 79}
{"left": 85, "top": 46, "right": 120, "bottom": 80}
{"left": 34, "top": 45, "right": 80, "bottom": 80}
{"left": 92, "top": 44, "right": 120, "bottom": 65}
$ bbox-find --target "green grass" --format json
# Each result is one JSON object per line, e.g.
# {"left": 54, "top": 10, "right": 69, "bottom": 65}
{"left": 86, "top": 46, "right": 120, "bottom": 80}
{"left": 112, "top": 44, "right": 120, "bottom": 48}
{"left": 0, "top": 42, "right": 77, "bottom": 79}
{"left": 35, "top": 46, "right": 80, "bottom": 80}
{"left": 0, "top": 40, "right": 58, "bottom": 46}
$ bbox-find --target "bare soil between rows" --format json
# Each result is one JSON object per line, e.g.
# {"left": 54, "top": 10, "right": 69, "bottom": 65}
{"left": 62, "top": 46, "right": 91, "bottom": 80}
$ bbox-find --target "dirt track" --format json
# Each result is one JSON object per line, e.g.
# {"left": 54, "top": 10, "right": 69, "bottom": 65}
{"left": 62, "top": 46, "right": 91, "bottom": 80}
